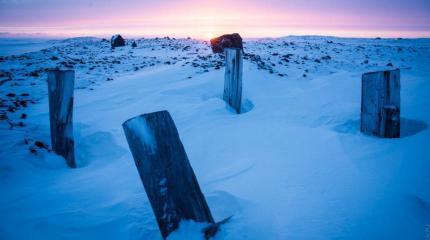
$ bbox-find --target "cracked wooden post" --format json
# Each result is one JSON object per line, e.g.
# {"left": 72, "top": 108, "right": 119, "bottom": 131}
{"left": 361, "top": 69, "right": 400, "bottom": 138}
{"left": 122, "top": 110, "right": 214, "bottom": 239}
{"left": 224, "top": 48, "right": 243, "bottom": 113}
{"left": 47, "top": 70, "right": 76, "bottom": 168}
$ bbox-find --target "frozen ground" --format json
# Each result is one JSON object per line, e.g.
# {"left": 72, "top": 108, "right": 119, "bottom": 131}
{"left": 0, "top": 38, "right": 59, "bottom": 57}
{"left": 0, "top": 36, "right": 429, "bottom": 239}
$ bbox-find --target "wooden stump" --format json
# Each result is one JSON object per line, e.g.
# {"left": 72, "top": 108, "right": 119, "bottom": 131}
{"left": 361, "top": 69, "right": 401, "bottom": 138}
{"left": 224, "top": 48, "right": 243, "bottom": 113}
{"left": 47, "top": 70, "right": 76, "bottom": 168}
{"left": 122, "top": 111, "right": 214, "bottom": 239}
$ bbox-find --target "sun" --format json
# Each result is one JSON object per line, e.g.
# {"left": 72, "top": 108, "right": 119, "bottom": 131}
{"left": 206, "top": 33, "right": 214, "bottom": 40}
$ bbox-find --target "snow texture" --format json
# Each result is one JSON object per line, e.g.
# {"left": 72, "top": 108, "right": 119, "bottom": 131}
{"left": 0, "top": 36, "right": 429, "bottom": 239}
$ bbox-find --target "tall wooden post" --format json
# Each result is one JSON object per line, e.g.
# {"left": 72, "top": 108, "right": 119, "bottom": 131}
{"left": 47, "top": 70, "right": 76, "bottom": 168}
{"left": 122, "top": 111, "right": 214, "bottom": 239}
{"left": 361, "top": 69, "right": 400, "bottom": 138}
{"left": 224, "top": 48, "right": 243, "bottom": 113}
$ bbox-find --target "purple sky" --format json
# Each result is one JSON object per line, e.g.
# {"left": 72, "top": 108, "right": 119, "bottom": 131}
{"left": 0, "top": 0, "right": 429, "bottom": 38}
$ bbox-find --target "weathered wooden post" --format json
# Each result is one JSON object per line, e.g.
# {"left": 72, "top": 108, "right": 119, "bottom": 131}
{"left": 47, "top": 70, "right": 76, "bottom": 168}
{"left": 224, "top": 48, "right": 243, "bottom": 113}
{"left": 122, "top": 111, "right": 215, "bottom": 239}
{"left": 361, "top": 69, "right": 400, "bottom": 138}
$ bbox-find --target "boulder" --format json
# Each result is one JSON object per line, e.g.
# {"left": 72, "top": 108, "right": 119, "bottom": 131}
{"left": 131, "top": 41, "right": 137, "bottom": 48}
{"left": 111, "top": 34, "right": 125, "bottom": 48}
{"left": 210, "top": 33, "right": 243, "bottom": 53}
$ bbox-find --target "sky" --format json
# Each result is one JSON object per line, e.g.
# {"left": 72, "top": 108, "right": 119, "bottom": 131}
{"left": 0, "top": 0, "right": 429, "bottom": 38}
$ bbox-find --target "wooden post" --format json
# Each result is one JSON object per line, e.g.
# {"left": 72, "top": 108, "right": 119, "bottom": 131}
{"left": 47, "top": 70, "right": 76, "bottom": 168}
{"left": 224, "top": 48, "right": 243, "bottom": 113}
{"left": 122, "top": 111, "right": 214, "bottom": 239}
{"left": 361, "top": 69, "right": 400, "bottom": 138}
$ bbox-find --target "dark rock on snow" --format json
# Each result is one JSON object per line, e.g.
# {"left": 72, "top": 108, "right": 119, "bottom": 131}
{"left": 210, "top": 33, "right": 243, "bottom": 53}
{"left": 131, "top": 41, "right": 137, "bottom": 48}
{"left": 111, "top": 35, "right": 125, "bottom": 48}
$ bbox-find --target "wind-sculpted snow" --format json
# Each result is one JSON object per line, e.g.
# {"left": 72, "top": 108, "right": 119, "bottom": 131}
{"left": 0, "top": 36, "right": 429, "bottom": 239}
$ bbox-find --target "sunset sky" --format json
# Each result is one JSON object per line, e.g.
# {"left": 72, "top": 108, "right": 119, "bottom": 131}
{"left": 1, "top": 0, "right": 429, "bottom": 38}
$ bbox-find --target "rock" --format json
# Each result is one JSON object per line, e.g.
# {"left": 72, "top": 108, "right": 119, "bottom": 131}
{"left": 111, "top": 34, "right": 125, "bottom": 48}
{"left": 131, "top": 41, "right": 137, "bottom": 48}
{"left": 0, "top": 113, "right": 7, "bottom": 120}
{"left": 34, "top": 141, "right": 47, "bottom": 149}
{"left": 210, "top": 33, "right": 243, "bottom": 53}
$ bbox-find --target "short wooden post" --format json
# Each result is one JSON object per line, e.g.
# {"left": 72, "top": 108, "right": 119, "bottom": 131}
{"left": 47, "top": 70, "right": 76, "bottom": 168}
{"left": 224, "top": 48, "right": 243, "bottom": 113}
{"left": 122, "top": 111, "right": 214, "bottom": 239}
{"left": 361, "top": 69, "right": 400, "bottom": 138}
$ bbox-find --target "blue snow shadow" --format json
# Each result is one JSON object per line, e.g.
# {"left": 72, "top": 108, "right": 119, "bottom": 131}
{"left": 75, "top": 131, "right": 127, "bottom": 167}
{"left": 333, "top": 118, "right": 428, "bottom": 138}
{"left": 224, "top": 98, "right": 254, "bottom": 114}
{"left": 401, "top": 118, "right": 428, "bottom": 137}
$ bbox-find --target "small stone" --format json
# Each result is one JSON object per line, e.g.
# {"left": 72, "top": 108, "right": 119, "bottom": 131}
{"left": 34, "top": 141, "right": 47, "bottom": 149}
{"left": 29, "top": 147, "right": 37, "bottom": 154}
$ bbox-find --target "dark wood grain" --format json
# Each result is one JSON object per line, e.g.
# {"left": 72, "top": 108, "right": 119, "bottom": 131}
{"left": 361, "top": 69, "right": 400, "bottom": 138}
{"left": 47, "top": 70, "right": 76, "bottom": 168}
{"left": 122, "top": 110, "right": 214, "bottom": 239}
{"left": 223, "top": 48, "right": 243, "bottom": 114}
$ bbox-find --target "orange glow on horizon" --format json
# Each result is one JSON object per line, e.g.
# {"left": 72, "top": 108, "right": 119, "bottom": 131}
{"left": 1, "top": 0, "right": 429, "bottom": 38}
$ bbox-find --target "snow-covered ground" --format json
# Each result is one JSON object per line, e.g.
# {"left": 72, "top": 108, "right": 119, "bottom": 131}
{"left": 0, "top": 38, "right": 60, "bottom": 57}
{"left": 0, "top": 36, "right": 429, "bottom": 239}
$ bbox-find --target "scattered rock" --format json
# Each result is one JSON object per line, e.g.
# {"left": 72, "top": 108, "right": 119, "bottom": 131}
{"left": 0, "top": 113, "right": 7, "bottom": 120}
{"left": 34, "top": 141, "right": 47, "bottom": 149}
{"left": 29, "top": 147, "right": 37, "bottom": 154}
{"left": 29, "top": 71, "right": 39, "bottom": 77}
{"left": 111, "top": 34, "right": 125, "bottom": 48}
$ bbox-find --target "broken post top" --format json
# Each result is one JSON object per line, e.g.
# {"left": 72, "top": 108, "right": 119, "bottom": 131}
{"left": 47, "top": 70, "right": 75, "bottom": 93}
{"left": 48, "top": 69, "right": 75, "bottom": 74}
{"left": 362, "top": 68, "right": 400, "bottom": 78}
{"left": 210, "top": 33, "right": 243, "bottom": 54}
